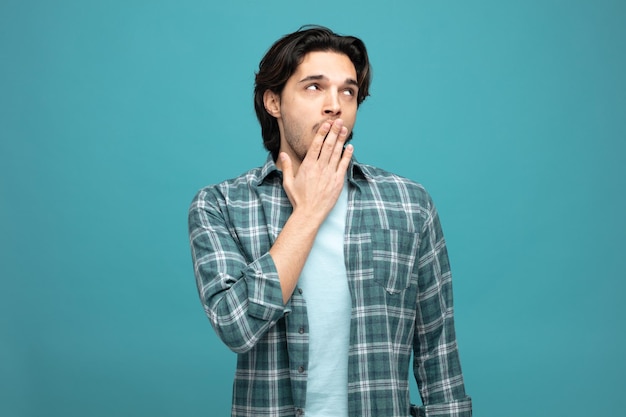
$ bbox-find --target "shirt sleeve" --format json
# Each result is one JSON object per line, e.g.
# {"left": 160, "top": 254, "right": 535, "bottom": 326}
{"left": 412, "top": 197, "right": 472, "bottom": 416}
{"left": 188, "top": 188, "right": 286, "bottom": 354}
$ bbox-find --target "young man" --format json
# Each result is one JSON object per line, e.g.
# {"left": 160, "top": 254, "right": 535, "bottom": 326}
{"left": 189, "top": 26, "right": 472, "bottom": 417}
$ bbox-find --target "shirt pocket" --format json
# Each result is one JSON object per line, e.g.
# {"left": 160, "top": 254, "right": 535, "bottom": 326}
{"left": 371, "top": 228, "right": 420, "bottom": 294}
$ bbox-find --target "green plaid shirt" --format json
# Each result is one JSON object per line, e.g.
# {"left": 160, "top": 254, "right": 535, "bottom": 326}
{"left": 189, "top": 155, "right": 472, "bottom": 417}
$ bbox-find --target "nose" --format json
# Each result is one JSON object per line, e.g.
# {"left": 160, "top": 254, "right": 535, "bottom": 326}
{"left": 323, "top": 90, "right": 341, "bottom": 116}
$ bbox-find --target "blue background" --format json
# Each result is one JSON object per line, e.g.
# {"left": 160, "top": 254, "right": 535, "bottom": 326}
{"left": 1, "top": 1, "right": 625, "bottom": 416}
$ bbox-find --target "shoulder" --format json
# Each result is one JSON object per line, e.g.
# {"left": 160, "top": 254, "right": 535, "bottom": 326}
{"left": 354, "top": 162, "right": 434, "bottom": 209}
{"left": 190, "top": 164, "right": 269, "bottom": 210}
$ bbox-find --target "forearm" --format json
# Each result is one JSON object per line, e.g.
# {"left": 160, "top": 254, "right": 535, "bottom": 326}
{"left": 269, "top": 208, "right": 323, "bottom": 304}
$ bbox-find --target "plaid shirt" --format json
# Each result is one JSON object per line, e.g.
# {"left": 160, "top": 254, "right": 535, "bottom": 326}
{"left": 189, "top": 155, "right": 472, "bottom": 417}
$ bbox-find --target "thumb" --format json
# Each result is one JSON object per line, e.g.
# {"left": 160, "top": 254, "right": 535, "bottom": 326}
{"left": 279, "top": 152, "right": 296, "bottom": 206}
{"left": 279, "top": 152, "right": 293, "bottom": 184}
{"left": 280, "top": 152, "right": 292, "bottom": 175}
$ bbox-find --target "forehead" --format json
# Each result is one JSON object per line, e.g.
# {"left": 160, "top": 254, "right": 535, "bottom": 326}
{"left": 293, "top": 51, "right": 357, "bottom": 79}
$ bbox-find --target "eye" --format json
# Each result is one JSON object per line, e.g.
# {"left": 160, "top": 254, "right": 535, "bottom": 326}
{"left": 306, "top": 84, "right": 320, "bottom": 91}
{"left": 343, "top": 88, "right": 356, "bottom": 97}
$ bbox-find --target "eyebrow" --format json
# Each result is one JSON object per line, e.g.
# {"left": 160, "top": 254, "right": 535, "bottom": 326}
{"left": 298, "top": 74, "right": 359, "bottom": 87}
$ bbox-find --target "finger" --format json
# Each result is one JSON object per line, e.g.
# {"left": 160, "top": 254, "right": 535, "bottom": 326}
{"left": 319, "top": 119, "right": 343, "bottom": 162}
{"left": 329, "top": 125, "right": 349, "bottom": 167}
{"left": 336, "top": 143, "right": 353, "bottom": 174}
{"left": 304, "top": 122, "right": 331, "bottom": 162}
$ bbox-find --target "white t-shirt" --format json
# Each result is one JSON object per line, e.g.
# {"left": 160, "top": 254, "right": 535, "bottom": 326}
{"left": 298, "top": 179, "right": 351, "bottom": 417}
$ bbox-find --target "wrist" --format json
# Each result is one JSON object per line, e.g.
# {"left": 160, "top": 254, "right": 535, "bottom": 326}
{"left": 288, "top": 207, "right": 325, "bottom": 233}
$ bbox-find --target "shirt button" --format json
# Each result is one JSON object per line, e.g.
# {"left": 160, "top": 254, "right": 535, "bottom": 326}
{"left": 298, "top": 288, "right": 303, "bottom": 294}
{"left": 298, "top": 366, "right": 305, "bottom": 373}
{"left": 298, "top": 327, "right": 305, "bottom": 334}
{"left": 296, "top": 408, "right": 304, "bottom": 416}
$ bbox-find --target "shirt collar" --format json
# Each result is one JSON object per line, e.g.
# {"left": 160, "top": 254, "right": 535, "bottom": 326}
{"left": 257, "top": 153, "right": 280, "bottom": 185}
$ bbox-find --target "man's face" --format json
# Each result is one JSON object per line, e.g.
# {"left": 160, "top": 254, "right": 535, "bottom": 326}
{"left": 267, "top": 51, "right": 359, "bottom": 162}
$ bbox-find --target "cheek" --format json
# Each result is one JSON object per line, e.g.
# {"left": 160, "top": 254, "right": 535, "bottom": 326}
{"left": 344, "top": 107, "right": 358, "bottom": 128}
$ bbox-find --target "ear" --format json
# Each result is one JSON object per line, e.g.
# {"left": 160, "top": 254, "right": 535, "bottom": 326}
{"left": 263, "top": 90, "right": 281, "bottom": 118}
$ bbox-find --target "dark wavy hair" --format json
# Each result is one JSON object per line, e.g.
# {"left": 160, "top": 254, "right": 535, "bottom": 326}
{"left": 254, "top": 25, "right": 372, "bottom": 160}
